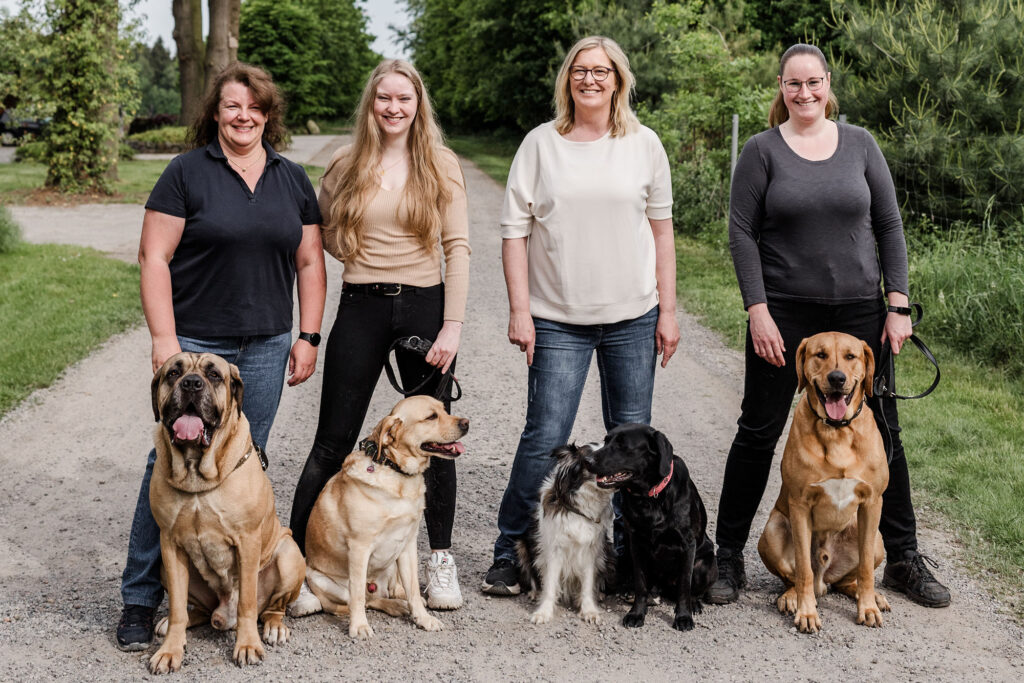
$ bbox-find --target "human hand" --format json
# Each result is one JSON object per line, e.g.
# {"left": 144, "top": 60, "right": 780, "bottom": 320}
{"left": 508, "top": 311, "right": 536, "bottom": 366}
{"left": 881, "top": 312, "right": 913, "bottom": 354}
{"left": 426, "top": 321, "right": 462, "bottom": 374}
{"left": 151, "top": 335, "right": 182, "bottom": 373}
{"left": 287, "top": 340, "right": 318, "bottom": 386}
{"left": 656, "top": 309, "right": 680, "bottom": 367}
{"left": 749, "top": 303, "right": 785, "bottom": 367}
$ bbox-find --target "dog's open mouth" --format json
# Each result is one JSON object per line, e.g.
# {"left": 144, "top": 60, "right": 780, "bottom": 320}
{"left": 595, "top": 471, "right": 633, "bottom": 488}
{"left": 172, "top": 408, "right": 211, "bottom": 447}
{"left": 421, "top": 441, "right": 466, "bottom": 457}
{"left": 815, "top": 384, "right": 854, "bottom": 421}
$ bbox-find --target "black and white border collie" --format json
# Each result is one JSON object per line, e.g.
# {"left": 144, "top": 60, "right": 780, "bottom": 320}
{"left": 517, "top": 443, "right": 614, "bottom": 624}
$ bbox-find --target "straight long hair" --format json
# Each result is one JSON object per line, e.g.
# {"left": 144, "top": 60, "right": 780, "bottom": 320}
{"left": 768, "top": 43, "right": 839, "bottom": 127}
{"left": 554, "top": 36, "right": 639, "bottom": 137}
{"left": 324, "top": 60, "right": 452, "bottom": 260}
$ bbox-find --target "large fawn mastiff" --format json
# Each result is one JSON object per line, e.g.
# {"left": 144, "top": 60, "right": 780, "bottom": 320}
{"left": 758, "top": 332, "right": 890, "bottom": 633}
{"left": 148, "top": 352, "right": 304, "bottom": 673}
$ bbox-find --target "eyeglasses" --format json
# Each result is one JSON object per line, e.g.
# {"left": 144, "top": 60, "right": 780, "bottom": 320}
{"left": 570, "top": 66, "right": 615, "bottom": 82}
{"left": 782, "top": 77, "right": 826, "bottom": 93}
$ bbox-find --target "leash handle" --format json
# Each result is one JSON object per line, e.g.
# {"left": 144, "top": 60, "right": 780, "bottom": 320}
{"left": 383, "top": 336, "right": 462, "bottom": 402}
{"left": 873, "top": 302, "right": 940, "bottom": 400}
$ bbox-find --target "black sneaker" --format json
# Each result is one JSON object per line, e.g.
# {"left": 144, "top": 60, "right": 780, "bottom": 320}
{"left": 116, "top": 604, "right": 156, "bottom": 651}
{"left": 704, "top": 547, "right": 746, "bottom": 605}
{"left": 883, "top": 551, "right": 951, "bottom": 608}
{"left": 481, "top": 558, "right": 521, "bottom": 596}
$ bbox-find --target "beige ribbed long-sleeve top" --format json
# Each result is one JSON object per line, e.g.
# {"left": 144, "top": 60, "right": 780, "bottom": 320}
{"left": 319, "top": 146, "right": 471, "bottom": 322}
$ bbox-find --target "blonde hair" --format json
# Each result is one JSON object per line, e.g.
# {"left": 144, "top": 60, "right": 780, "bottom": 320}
{"left": 324, "top": 60, "right": 452, "bottom": 260}
{"left": 554, "top": 36, "right": 639, "bottom": 137}
{"left": 768, "top": 43, "right": 839, "bottom": 127}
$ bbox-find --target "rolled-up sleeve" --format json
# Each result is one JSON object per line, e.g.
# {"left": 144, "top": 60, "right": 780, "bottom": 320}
{"left": 646, "top": 132, "right": 673, "bottom": 220}
{"left": 500, "top": 136, "right": 536, "bottom": 239}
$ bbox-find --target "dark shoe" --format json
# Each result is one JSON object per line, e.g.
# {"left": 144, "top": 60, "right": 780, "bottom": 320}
{"left": 481, "top": 558, "right": 521, "bottom": 596}
{"left": 883, "top": 551, "right": 951, "bottom": 608}
{"left": 116, "top": 604, "right": 156, "bottom": 651}
{"left": 704, "top": 548, "right": 746, "bottom": 605}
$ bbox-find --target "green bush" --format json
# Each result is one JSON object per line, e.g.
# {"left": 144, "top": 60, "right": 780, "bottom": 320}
{"left": 0, "top": 205, "right": 22, "bottom": 253}
{"left": 126, "top": 125, "right": 188, "bottom": 153}
{"left": 13, "top": 140, "right": 46, "bottom": 162}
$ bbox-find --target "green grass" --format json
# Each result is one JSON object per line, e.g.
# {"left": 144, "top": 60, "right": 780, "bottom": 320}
{"left": 453, "top": 132, "right": 1024, "bottom": 617}
{"left": 0, "top": 159, "right": 171, "bottom": 204}
{"left": 448, "top": 131, "right": 522, "bottom": 185}
{"left": 0, "top": 243, "right": 142, "bottom": 415}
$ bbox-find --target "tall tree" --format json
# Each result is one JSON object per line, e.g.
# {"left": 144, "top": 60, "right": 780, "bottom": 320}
{"left": 173, "top": 0, "right": 240, "bottom": 126}
{"left": 300, "top": 0, "right": 379, "bottom": 118}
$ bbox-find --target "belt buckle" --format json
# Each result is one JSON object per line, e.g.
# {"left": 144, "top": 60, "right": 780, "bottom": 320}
{"left": 383, "top": 283, "right": 402, "bottom": 296}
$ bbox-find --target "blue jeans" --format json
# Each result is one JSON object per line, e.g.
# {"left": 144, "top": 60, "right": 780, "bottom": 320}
{"left": 120, "top": 333, "right": 291, "bottom": 608}
{"left": 492, "top": 307, "right": 659, "bottom": 563}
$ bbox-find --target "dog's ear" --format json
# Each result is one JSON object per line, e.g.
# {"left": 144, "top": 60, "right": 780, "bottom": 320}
{"left": 550, "top": 449, "right": 584, "bottom": 504}
{"left": 861, "top": 340, "right": 875, "bottom": 397}
{"left": 375, "top": 415, "right": 403, "bottom": 448}
{"left": 652, "top": 429, "right": 674, "bottom": 480}
{"left": 795, "top": 337, "right": 810, "bottom": 393}
{"left": 549, "top": 444, "right": 576, "bottom": 460}
{"left": 229, "top": 362, "right": 244, "bottom": 417}
{"left": 151, "top": 368, "right": 162, "bottom": 423}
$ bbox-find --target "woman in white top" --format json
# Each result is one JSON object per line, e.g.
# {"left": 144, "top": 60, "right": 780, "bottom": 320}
{"left": 481, "top": 35, "right": 679, "bottom": 595}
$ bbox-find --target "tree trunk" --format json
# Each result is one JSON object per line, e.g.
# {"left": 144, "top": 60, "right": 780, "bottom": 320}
{"left": 206, "top": 0, "right": 240, "bottom": 79}
{"left": 173, "top": 0, "right": 205, "bottom": 126}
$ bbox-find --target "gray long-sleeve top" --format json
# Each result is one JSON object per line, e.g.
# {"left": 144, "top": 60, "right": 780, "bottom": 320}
{"left": 728, "top": 123, "right": 909, "bottom": 309}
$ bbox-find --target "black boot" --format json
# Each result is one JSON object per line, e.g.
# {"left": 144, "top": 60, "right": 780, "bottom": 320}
{"left": 705, "top": 547, "right": 746, "bottom": 605}
{"left": 883, "top": 550, "right": 951, "bottom": 608}
{"left": 115, "top": 604, "right": 156, "bottom": 651}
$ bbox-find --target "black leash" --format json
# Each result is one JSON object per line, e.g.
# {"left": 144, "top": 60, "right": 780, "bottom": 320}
{"left": 872, "top": 302, "right": 941, "bottom": 463}
{"left": 382, "top": 335, "right": 462, "bottom": 402}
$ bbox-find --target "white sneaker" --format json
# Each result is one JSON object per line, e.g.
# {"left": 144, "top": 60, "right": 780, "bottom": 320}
{"left": 425, "top": 550, "right": 463, "bottom": 610}
{"left": 287, "top": 580, "right": 322, "bottom": 618}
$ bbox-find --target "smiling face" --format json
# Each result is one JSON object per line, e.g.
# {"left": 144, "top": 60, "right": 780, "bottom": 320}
{"left": 778, "top": 53, "right": 831, "bottom": 126}
{"left": 214, "top": 81, "right": 266, "bottom": 155}
{"left": 373, "top": 72, "right": 418, "bottom": 142}
{"left": 569, "top": 47, "right": 617, "bottom": 119}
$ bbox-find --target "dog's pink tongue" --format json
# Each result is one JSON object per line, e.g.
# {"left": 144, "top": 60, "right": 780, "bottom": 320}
{"left": 453, "top": 441, "right": 466, "bottom": 455}
{"left": 825, "top": 396, "right": 848, "bottom": 421}
{"left": 173, "top": 415, "right": 204, "bottom": 442}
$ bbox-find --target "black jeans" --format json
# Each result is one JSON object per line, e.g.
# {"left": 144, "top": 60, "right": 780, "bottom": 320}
{"left": 290, "top": 283, "right": 457, "bottom": 552}
{"left": 715, "top": 297, "right": 918, "bottom": 560}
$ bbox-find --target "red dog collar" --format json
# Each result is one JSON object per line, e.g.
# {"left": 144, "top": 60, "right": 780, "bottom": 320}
{"left": 648, "top": 460, "right": 674, "bottom": 497}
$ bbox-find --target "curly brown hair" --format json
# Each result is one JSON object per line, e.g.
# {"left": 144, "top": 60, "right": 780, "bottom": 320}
{"left": 186, "top": 62, "right": 287, "bottom": 150}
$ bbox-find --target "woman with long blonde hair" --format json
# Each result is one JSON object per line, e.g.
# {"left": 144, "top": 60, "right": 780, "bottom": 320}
{"left": 288, "top": 59, "right": 470, "bottom": 612}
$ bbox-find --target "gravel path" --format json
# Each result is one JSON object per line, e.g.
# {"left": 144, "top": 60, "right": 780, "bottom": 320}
{"left": 0, "top": 153, "right": 1021, "bottom": 681}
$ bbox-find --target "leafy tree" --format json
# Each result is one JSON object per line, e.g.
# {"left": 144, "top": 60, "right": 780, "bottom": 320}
{"left": 832, "top": 0, "right": 1024, "bottom": 232}
{"left": 238, "top": 0, "right": 332, "bottom": 124}
{"left": 0, "top": 6, "right": 47, "bottom": 119}
{"left": 301, "top": 0, "right": 380, "bottom": 119}
{"left": 134, "top": 37, "right": 180, "bottom": 117}
{"left": 403, "top": 0, "right": 575, "bottom": 132}
{"left": 172, "top": 0, "right": 240, "bottom": 125}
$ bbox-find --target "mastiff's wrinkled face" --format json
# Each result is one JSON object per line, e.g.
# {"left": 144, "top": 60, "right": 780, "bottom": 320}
{"left": 151, "top": 352, "right": 243, "bottom": 450}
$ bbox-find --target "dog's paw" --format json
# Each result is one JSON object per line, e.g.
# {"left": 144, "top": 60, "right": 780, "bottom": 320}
{"left": 794, "top": 609, "right": 821, "bottom": 634}
{"left": 622, "top": 612, "right": 645, "bottom": 628}
{"left": 579, "top": 609, "right": 602, "bottom": 625}
{"left": 689, "top": 597, "right": 704, "bottom": 615}
{"left": 148, "top": 647, "right": 182, "bottom": 675}
{"left": 672, "top": 613, "right": 695, "bottom": 632}
{"left": 777, "top": 588, "right": 798, "bottom": 614}
{"left": 857, "top": 602, "right": 885, "bottom": 628}
{"left": 875, "top": 591, "right": 891, "bottom": 612}
{"left": 232, "top": 640, "right": 265, "bottom": 667}
{"left": 349, "top": 622, "right": 374, "bottom": 639}
{"left": 262, "top": 619, "right": 290, "bottom": 645}
{"left": 154, "top": 616, "right": 169, "bottom": 638}
{"left": 530, "top": 606, "right": 554, "bottom": 624}
{"left": 415, "top": 613, "right": 444, "bottom": 632}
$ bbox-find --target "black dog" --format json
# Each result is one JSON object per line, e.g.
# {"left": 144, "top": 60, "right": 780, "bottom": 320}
{"left": 587, "top": 423, "right": 717, "bottom": 631}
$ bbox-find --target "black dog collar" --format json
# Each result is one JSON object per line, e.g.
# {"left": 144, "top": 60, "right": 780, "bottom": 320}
{"left": 359, "top": 437, "right": 410, "bottom": 476}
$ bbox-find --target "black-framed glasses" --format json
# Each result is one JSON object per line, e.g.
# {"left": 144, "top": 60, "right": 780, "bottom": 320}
{"left": 782, "top": 77, "right": 826, "bottom": 93}
{"left": 570, "top": 66, "right": 615, "bottom": 82}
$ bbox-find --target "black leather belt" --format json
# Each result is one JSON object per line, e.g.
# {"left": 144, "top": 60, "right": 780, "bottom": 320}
{"left": 342, "top": 282, "right": 413, "bottom": 296}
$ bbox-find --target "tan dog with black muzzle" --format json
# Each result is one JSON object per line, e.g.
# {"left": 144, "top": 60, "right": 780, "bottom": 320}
{"left": 757, "top": 332, "right": 890, "bottom": 633}
{"left": 147, "top": 352, "right": 304, "bottom": 673}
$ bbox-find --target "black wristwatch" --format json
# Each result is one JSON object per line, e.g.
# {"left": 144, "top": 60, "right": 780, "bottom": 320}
{"left": 886, "top": 305, "right": 913, "bottom": 316}
{"left": 298, "top": 331, "right": 321, "bottom": 347}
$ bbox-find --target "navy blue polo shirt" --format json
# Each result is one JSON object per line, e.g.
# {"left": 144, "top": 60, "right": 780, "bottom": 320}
{"left": 145, "top": 140, "right": 321, "bottom": 337}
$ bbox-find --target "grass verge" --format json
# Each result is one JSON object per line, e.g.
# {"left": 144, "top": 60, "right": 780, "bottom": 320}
{"left": 454, "top": 131, "right": 1024, "bottom": 617}
{"left": 0, "top": 244, "right": 142, "bottom": 415}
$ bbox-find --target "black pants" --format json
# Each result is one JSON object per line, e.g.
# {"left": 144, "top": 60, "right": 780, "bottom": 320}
{"left": 290, "top": 283, "right": 457, "bottom": 553}
{"left": 715, "top": 297, "right": 918, "bottom": 560}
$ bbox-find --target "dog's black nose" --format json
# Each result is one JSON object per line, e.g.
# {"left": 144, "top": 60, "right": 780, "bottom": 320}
{"left": 827, "top": 370, "right": 846, "bottom": 388}
{"left": 180, "top": 374, "right": 204, "bottom": 393}
{"left": 458, "top": 417, "right": 470, "bottom": 432}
